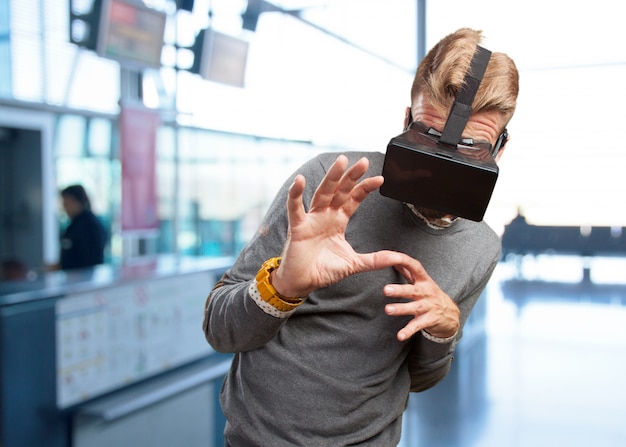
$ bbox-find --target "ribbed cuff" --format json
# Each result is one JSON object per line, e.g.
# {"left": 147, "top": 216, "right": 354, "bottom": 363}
{"left": 421, "top": 329, "right": 457, "bottom": 344}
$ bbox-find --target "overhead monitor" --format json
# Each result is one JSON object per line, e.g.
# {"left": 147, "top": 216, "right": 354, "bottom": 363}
{"left": 192, "top": 29, "right": 249, "bottom": 88}
{"left": 97, "top": 0, "right": 167, "bottom": 69}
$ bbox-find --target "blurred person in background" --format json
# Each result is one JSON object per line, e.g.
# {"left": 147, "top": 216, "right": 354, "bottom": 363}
{"left": 49, "top": 184, "right": 107, "bottom": 271}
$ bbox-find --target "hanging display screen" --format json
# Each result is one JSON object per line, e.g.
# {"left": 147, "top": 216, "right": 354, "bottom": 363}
{"left": 97, "top": 0, "right": 166, "bottom": 68}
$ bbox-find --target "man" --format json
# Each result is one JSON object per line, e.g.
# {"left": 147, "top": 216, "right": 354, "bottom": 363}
{"left": 203, "top": 28, "right": 519, "bottom": 446}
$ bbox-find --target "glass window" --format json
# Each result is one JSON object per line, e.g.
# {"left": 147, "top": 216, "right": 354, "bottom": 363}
{"left": 0, "top": 0, "right": 10, "bottom": 98}
{"left": 0, "top": 0, "right": 8, "bottom": 32}
{"left": 87, "top": 118, "right": 112, "bottom": 157}
{"left": 64, "top": 51, "right": 121, "bottom": 113}
{"left": 156, "top": 125, "right": 176, "bottom": 254}
{"left": 164, "top": 125, "right": 333, "bottom": 257}
{"left": 3, "top": 0, "right": 415, "bottom": 263}
{"left": 55, "top": 113, "right": 117, "bottom": 263}
{"left": 11, "top": 33, "right": 44, "bottom": 102}
{"left": 55, "top": 115, "right": 86, "bottom": 157}
{"left": 0, "top": 40, "right": 9, "bottom": 98}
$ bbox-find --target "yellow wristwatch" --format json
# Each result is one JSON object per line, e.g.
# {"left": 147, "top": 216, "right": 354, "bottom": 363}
{"left": 255, "top": 257, "right": 304, "bottom": 312}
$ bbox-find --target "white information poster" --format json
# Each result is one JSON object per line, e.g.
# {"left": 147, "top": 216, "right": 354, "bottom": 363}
{"left": 55, "top": 271, "right": 215, "bottom": 408}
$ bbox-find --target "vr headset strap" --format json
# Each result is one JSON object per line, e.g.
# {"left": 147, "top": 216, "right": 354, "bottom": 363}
{"left": 439, "top": 45, "right": 492, "bottom": 147}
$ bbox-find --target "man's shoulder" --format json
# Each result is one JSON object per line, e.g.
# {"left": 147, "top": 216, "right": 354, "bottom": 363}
{"left": 457, "top": 219, "right": 502, "bottom": 257}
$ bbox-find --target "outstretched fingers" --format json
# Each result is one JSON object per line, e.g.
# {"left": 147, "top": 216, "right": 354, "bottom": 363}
{"left": 309, "top": 155, "right": 350, "bottom": 210}
{"left": 341, "top": 175, "right": 384, "bottom": 217}
{"left": 286, "top": 174, "right": 307, "bottom": 228}
{"left": 285, "top": 156, "right": 381, "bottom": 246}
{"left": 328, "top": 157, "right": 370, "bottom": 208}
{"left": 310, "top": 156, "right": 376, "bottom": 213}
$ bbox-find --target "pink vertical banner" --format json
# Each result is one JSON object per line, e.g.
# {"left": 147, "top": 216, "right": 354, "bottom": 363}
{"left": 120, "top": 104, "right": 160, "bottom": 232}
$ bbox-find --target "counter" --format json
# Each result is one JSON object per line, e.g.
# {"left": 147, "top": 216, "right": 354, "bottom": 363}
{"left": 0, "top": 256, "right": 233, "bottom": 447}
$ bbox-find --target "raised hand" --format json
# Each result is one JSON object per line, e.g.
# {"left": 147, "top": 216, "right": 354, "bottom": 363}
{"left": 271, "top": 155, "right": 407, "bottom": 298}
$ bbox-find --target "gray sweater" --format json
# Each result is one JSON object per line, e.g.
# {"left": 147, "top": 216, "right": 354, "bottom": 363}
{"left": 203, "top": 151, "right": 501, "bottom": 446}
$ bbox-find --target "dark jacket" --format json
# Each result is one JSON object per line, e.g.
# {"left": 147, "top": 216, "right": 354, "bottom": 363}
{"left": 60, "top": 210, "right": 106, "bottom": 270}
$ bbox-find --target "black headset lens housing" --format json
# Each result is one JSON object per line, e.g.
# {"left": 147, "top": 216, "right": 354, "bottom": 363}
{"left": 380, "top": 45, "right": 505, "bottom": 222}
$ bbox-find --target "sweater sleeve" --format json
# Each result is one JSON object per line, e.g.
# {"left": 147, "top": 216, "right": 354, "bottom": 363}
{"left": 202, "top": 273, "right": 291, "bottom": 353}
{"left": 202, "top": 156, "right": 328, "bottom": 353}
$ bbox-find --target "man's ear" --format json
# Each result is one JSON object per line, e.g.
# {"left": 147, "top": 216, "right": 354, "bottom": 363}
{"left": 494, "top": 135, "right": 509, "bottom": 162}
{"left": 403, "top": 106, "right": 412, "bottom": 130}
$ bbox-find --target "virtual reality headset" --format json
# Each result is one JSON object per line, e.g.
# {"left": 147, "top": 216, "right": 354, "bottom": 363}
{"left": 379, "top": 45, "right": 507, "bottom": 222}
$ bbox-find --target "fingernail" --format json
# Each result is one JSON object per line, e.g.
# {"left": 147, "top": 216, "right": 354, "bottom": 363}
{"left": 386, "top": 305, "right": 395, "bottom": 315}
{"left": 384, "top": 285, "right": 393, "bottom": 295}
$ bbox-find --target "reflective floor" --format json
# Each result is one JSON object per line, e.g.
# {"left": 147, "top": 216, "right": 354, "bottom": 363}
{"left": 399, "top": 255, "right": 626, "bottom": 447}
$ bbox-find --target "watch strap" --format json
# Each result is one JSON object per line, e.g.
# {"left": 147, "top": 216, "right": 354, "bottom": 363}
{"left": 254, "top": 257, "right": 304, "bottom": 313}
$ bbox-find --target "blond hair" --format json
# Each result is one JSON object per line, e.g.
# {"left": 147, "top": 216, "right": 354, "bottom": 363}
{"left": 411, "top": 28, "right": 519, "bottom": 128}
